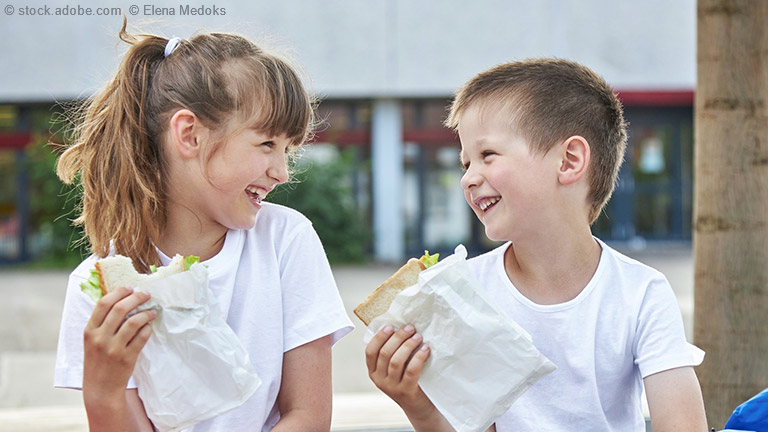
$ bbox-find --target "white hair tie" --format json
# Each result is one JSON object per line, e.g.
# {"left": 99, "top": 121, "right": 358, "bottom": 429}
{"left": 164, "top": 37, "right": 182, "bottom": 58}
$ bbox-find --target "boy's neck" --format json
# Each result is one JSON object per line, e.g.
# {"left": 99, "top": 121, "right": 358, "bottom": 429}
{"left": 503, "top": 228, "right": 602, "bottom": 305}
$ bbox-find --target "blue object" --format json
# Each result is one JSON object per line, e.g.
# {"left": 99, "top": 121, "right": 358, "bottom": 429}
{"left": 724, "top": 387, "right": 768, "bottom": 432}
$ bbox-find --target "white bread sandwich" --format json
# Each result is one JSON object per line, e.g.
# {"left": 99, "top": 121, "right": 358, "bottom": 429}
{"left": 354, "top": 251, "right": 439, "bottom": 326}
{"left": 80, "top": 254, "right": 199, "bottom": 302}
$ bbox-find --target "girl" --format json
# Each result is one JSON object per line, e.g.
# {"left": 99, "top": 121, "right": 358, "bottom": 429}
{"left": 54, "top": 21, "right": 353, "bottom": 431}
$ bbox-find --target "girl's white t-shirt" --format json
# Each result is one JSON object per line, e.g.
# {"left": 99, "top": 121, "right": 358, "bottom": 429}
{"left": 54, "top": 202, "right": 354, "bottom": 431}
{"left": 468, "top": 238, "right": 703, "bottom": 432}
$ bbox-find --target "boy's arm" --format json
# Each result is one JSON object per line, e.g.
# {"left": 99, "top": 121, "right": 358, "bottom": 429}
{"left": 365, "top": 325, "right": 455, "bottom": 432}
{"left": 273, "top": 335, "right": 333, "bottom": 432}
{"left": 644, "top": 366, "right": 707, "bottom": 432}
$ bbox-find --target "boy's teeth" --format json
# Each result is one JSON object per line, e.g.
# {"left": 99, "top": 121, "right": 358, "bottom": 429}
{"left": 479, "top": 197, "right": 500, "bottom": 211}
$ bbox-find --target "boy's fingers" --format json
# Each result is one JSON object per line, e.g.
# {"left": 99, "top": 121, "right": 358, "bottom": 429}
{"left": 376, "top": 325, "right": 416, "bottom": 376}
{"left": 365, "top": 325, "right": 394, "bottom": 373}
{"left": 387, "top": 333, "right": 423, "bottom": 381}
{"left": 87, "top": 286, "right": 133, "bottom": 329}
{"left": 401, "top": 344, "right": 430, "bottom": 388}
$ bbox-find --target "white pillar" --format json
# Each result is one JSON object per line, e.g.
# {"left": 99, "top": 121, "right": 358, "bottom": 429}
{"left": 372, "top": 98, "right": 404, "bottom": 262}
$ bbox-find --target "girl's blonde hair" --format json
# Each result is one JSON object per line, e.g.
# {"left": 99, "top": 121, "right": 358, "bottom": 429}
{"left": 57, "top": 19, "right": 315, "bottom": 273}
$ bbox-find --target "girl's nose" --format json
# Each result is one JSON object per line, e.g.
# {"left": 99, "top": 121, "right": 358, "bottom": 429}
{"left": 268, "top": 153, "right": 290, "bottom": 184}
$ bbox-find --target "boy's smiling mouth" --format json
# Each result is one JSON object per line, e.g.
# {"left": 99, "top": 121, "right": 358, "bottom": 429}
{"left": 475, "top": 196, "right": 501, "bottom": 213}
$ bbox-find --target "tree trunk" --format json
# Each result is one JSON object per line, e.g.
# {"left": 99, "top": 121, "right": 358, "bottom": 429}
{"left": 694, "top": 0, "right": 768, "bottom": 427}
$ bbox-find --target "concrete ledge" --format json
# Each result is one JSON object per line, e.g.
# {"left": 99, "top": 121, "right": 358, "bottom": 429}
{"left": 0, "top": 393, "right": 412, "bottom": 432}
{"left": 0, "top": 351, "right": 81, "bottom": 408}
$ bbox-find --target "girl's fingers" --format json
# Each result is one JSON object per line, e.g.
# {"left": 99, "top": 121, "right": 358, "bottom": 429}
{"left": 387, "top": 332, "right": 423, "bottom": 381}
{"left": 99, "top": 290, "right": 152, "bottom": 334}
{"left": 115, "top": 309, "right": 157, "bottom": 349}
{"left": 126, "top": 320, "right": 154, "bottom": 355}
{"left": 365, "top": 325, "right": 394, "bottom": 373}
{"left": 87, "top": 286, "right": 133, "bottom": 329}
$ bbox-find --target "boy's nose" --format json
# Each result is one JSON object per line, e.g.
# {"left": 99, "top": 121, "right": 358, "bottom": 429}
{"left": 460, "top": 168, "right": 480, "bottom": 190}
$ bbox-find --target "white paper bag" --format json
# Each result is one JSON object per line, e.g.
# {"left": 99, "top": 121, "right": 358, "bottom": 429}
{"left": 367, "top": 245, "right": 556, "bottom": 432}
{"left": 131, "top": 263, "right": 261, "bottom": 432}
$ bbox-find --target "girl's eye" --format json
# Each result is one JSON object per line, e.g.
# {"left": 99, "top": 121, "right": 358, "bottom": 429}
{"left": 461, "top": 161, "right": 470, "bottom": 172}
{"left": 481, "top": 150, "right": 497, "bottom": 158}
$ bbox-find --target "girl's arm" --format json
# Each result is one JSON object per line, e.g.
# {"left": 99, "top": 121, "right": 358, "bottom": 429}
{"left": 273, "top": 335, "right": 333, "bottom": 431}
{"left": 82, "top": 287, "right": 156, "bottom": 432}
{"left": 644, "top": 366, "right": 707, "bottom": 432}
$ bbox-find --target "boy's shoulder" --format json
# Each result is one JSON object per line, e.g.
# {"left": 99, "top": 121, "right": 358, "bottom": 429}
{"left": 596, "top": 238, "right": 667, "bottom": 282}
{"left": 465, "top": 239, "right": 668, "bottom": 287}
{"left": 467, "top": 242, "right": 509, "bottom": 273}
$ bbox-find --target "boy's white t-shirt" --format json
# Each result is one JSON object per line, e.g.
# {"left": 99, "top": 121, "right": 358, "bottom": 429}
{"left": 468, "top": 238, "right": 703, "bottom": 432}
{"left": 54, "top": 202, "right": 354, "bottom": 431}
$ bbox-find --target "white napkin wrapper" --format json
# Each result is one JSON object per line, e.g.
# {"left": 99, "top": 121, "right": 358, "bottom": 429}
{"left": 129, "top": 263, "right": 261, "bottom": 432}
{"left": 365, "top": 245, "right": 556, "bottom": 432}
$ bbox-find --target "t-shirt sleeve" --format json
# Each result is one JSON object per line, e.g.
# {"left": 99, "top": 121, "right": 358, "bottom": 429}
{"left": 54, "top": 257, "right": 138, "bottom": 390}
{"left": 278, "top": 223, "right": 354, "bottom": 353}
{"left": 633, "top": 275, "right": 704, "bottom": 378}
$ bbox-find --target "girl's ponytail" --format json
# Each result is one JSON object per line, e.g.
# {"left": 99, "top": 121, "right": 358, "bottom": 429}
{"left": 57, "top": 19, "right": 168, "bottom": 273}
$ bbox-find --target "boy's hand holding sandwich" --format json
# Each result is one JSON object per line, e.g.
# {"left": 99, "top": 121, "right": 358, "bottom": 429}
{"left": 366, "top": 324, "right": 458, "bottom": 431}
{"left": 357, "top": 252, "right": 459, "bottom": 431}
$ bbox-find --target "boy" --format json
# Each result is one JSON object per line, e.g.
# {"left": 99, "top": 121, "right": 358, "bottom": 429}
{"left": 364, "top": 59, "right": 707, "bottom": 431}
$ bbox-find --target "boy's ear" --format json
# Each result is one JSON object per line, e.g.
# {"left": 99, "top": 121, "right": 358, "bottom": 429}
{"left": 557, "top": 135, "right": 590, "bottom": 186}
{"left": 168, "top": 109, "right": 206, "bottom": 159}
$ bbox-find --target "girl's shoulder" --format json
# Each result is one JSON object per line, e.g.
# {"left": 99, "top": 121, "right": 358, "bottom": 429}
{"left": 257, "top": 202, "right": 312, "bottom": 226}
{"left": 69, "top": 252, "right": 108, "bottom": 281}
{"left": 246, "top": 202, "right": 314, "bottom": 244}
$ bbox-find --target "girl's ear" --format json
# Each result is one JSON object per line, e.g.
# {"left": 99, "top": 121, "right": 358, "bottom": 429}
{"left": 168, "top": 109, "right": 206, "bottom": 159}
{"left": 557, "top": 135, "right": 590, "bottom": 186}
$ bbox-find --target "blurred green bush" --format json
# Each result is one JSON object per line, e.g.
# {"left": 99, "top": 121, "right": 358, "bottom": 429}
{"left": 269, "top": 147, "right": 371, "bottom": 263}
{"left": 23, "top": 134, "right": 86, "bottom": 267}
{"left": 15, "top": 116, "right": 370, "bottom": 266}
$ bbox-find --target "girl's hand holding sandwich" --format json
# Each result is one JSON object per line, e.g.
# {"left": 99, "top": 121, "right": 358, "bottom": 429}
{"left": 83, "top": 287, "right": 156, "bottom": 431}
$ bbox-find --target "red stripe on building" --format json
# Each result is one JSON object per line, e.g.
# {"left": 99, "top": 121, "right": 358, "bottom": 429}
{"left": 0, "top": 132, "right": 32, "bottom": 150}
{"left": 615, "top": 90, "right": 694, "bottom": 106}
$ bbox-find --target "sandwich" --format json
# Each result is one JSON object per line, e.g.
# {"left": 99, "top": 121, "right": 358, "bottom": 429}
{"left": 80, "top": 254, "right": 200, "bottom": 302}
{"left": 354, "top": 251, "right": 439, "bottom": 326}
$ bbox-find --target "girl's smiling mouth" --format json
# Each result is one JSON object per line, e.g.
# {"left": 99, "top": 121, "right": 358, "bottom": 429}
{"left": 246, "top": 186, "right": 263, "bottom": 205}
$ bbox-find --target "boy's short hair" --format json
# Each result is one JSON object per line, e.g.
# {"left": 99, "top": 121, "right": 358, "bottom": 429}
{"left": 445, "top": 58, "right": 628, "bottom": 224}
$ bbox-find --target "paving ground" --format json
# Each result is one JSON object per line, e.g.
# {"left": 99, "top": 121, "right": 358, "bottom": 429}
{"left": 0, "top": 242, "right": 691, "bottom": 431}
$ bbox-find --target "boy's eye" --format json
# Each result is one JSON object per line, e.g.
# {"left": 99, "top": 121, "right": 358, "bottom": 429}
{"left": 261, "top": 141, "right": 275, "bottom": 148}
{"left": 461, "top": 161, "right": 470, "bottom": 172}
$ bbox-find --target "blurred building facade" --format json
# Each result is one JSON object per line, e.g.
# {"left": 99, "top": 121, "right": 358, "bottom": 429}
{"left": 0, "top": 0, "right": 696, "bottom": 262}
